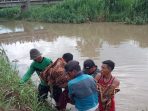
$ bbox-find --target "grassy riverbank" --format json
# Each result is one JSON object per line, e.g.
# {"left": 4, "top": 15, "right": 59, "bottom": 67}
{"left": 0, "top": 54, "right": 54, "bottom": 111}
{"left": 0, "top": 0, "right": 147, "bottom": 24}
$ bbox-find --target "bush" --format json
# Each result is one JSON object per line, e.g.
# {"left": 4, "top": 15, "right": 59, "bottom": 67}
{"left": 0, "top": 0, "right": 147, "bottom": 24}
{"left": 0, "top": 7, "right": 20, "bottom": 18}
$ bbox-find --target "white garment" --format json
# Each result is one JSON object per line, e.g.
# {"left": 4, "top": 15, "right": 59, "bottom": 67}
{"left": 72, "top": 104, "right": 99, "bottom": 111}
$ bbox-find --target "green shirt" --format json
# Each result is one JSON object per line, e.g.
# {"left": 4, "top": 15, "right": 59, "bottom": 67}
{"left": 20, "top": 57, "right": 52, "bottom": 86}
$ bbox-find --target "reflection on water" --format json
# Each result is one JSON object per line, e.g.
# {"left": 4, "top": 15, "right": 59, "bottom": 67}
{"left": 0, "top": 21, "right": 148, "bottom": 111}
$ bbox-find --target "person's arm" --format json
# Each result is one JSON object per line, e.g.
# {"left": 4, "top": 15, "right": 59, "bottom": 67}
{"left": 95, "top": 73, "right": 101, "bottom": 82}
{"left": 68, "top": 83, "right": 75, "bottom": 104}
{"left": 95, "top": 73, "right": 102, "bottom": 92}
{"left": 112, "top": 78, "right": 120, "bottom": 88}
{"left": 20, "top": 64, "right": 35, "bottom": 84}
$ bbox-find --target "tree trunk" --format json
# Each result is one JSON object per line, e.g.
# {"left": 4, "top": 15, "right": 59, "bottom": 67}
{"left": 21, "top": 0, "right": 30, "bottom": 13}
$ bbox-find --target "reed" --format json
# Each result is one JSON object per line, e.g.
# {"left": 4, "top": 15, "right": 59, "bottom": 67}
{"left": 125, "top": 0, "right": 148, "bottom": 24}
{"left": 0, "top": 53, "right": 55, "bottom": 111}
{"left": 0, "top": 0, "right": 147, "bottom": 24}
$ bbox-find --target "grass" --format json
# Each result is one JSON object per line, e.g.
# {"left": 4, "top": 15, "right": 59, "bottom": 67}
{"left": 0, "top": 51, "right": 55, "bottom": 111}
{"left": 0, "top": 0, "right": 147, "bottom": 24}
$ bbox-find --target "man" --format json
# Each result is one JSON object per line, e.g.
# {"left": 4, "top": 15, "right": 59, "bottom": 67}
{"left": 83, "top": 59, "right": 100, "bottom": 78}
{"left": 41, "top": 53, "right": 73, "bottom": 110}
{"left": 19, "top": 48, "right": 53, "bottom": 102}
{"left": 65, "top": 60, "right": 98, "bottom": 111}
{"left": 42, "top": 53, "right": 73, "bottom": 86}
{"left": 95, "top": 60, "right": 120, "bottom": 111}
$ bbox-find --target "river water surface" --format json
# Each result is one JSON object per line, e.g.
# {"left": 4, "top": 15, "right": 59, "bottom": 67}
{"left": 0, "top": 21, "right": 148, "bottom": 111}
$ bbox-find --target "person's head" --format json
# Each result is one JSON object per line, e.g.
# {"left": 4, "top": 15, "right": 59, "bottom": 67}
{"left": 101, "top": 60, "right": 115, "bottom": 76}
{"left": 83, "top": 59, "right": 97, "bottom": 74}
{"left": 65, "top": 60, "right": 81, "bottom": 79}
{"left": 30, "top": 48, "right": 42, "bottom": 62}
{"left": 62, "top": 53, "right": 73, "bottom": 63}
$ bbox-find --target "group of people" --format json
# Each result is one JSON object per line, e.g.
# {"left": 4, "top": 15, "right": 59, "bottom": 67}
{"left": 19, "top": 48, "right": 120, "bottom": 111}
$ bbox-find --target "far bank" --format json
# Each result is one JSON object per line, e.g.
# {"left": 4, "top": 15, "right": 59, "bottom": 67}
{"left": 0, "top": 0, "right": 147, "bottom": 25}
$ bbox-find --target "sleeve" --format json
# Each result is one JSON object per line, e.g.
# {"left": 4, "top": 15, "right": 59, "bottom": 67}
{"left": 20, "top": 64, "right": 35, "bottom": 84}
{"left": 68, "top": 84, "right": 73, "bottom": 96}
{"left": 48, "top": 58, "right": 53, "bottom": 64}
{"left": 68, "top": 83, "right": 75, "bottom": 103}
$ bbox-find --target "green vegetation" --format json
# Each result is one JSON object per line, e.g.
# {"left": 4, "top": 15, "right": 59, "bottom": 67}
{"left": 124, "top": 0, "right": 148, "bottom": 24}
{"left": 0, "top": 52, "right": 54, "bottom": 111}
{"left": 0, "top": 0, "right": 147, "bottom": 24}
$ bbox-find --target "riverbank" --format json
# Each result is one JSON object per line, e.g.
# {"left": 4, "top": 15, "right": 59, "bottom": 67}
{"left": 0, "top": 0, "right": 147, "bottom": 24}
{"left": 0, "top": 50, "right": 54, "bottom": 111}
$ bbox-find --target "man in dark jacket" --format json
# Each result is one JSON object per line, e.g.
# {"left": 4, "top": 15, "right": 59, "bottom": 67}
{"left": 83, "top": 59, "right": 100, "bottom": 78}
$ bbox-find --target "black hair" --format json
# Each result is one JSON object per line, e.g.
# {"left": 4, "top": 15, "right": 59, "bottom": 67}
{"left": 65, "top": 60, "right": 81, "bottom": 72}
{"left": 83, "top": 59, "right": 96, "bottom": 69}
{"left": 62, "top": 53, "right": 73, "bottom": 63}
{"left": 102, "top": 60, "right": 115, "bottom": 71}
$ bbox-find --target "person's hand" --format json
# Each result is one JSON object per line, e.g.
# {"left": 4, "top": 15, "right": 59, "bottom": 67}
{"left": 96, "top": 82, "right": 101, "bottom": 91}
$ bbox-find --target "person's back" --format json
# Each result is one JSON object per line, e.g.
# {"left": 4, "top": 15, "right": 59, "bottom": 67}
{"left": 65, "top": 60, "right": 98, "bottom": 111}
{"left": 41, "top": 58, "right": 66, "bottom": 85}
{"left": 68, "top": 74, "right": 98, "bottom": 111}
{"left": 41, "top": 53, "right": 73, "bottom": 87}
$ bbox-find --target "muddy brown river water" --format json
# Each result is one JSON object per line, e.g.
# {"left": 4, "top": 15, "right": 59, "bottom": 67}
{"left": 0, "top": 21, "right": 148, "bottom": 111}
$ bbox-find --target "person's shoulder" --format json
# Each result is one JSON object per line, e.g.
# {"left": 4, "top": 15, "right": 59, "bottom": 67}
{"left": 44, "top": 57, "right": 52, "bottom": 60}
{"left": 68, "top": 75, "right": 81, "bottom": 86}
{"left": 83, "top": 74, "right": 93, "bottom": 79}
{"left": 68, "top": 79, "right": 74, "bottom": 87}
{"left": 44, "top": 57, "right": 52, "bottom": 62}
{"left": 95, "top": 73, "right": 101, "bottom": 80}
{"left": 112, "top": 76, "right": 120, "bottom": 87}
{"left": 30, "top": 61, "right": 36, "bottom": 67}
{"left": 112, "top": 75, "right": 120, "bottom": 82}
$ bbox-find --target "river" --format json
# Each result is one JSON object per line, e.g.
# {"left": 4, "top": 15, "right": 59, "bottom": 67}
{"left": 0, "top": 21, "right": 148, "bottom": 111}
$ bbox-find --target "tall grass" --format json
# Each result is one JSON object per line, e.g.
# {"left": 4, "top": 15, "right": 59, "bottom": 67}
{"left": 0, "top": 7, "right": 20, "bottom": 19}
{"left": 25, "top": 0, "right": 102, "bottom": 23}
{"left": 0, "top": 53, "right": 54, "bottom": 111}
{"left": 125, "top": 0, "right": 148, "bottom": 24}
{"left": 0, "top": 0, "right": 147, "bottom": 24}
